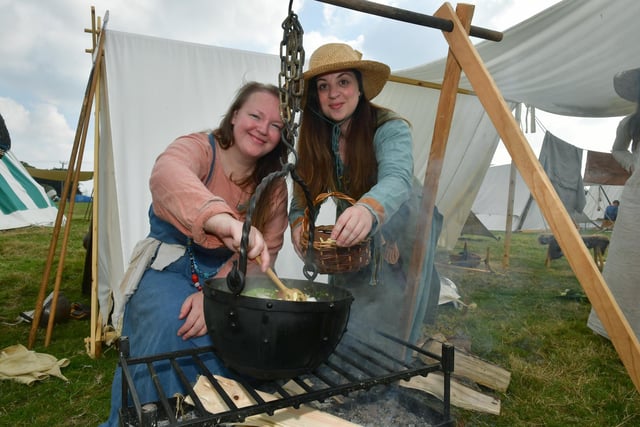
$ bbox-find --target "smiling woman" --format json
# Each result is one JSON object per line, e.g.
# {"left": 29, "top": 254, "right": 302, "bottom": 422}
{"left": 99, "top": 81, "right": 290, "bottom": 427}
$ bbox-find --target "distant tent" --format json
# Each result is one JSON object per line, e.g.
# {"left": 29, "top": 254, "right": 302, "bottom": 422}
{"left": 461, "top": 210, "right": 498, "bottom": 240}
{"left": 472, "top": 164, "right": 548, "bottom": 232}
{"left": 582, "top": 184, "right": 624, "bottom": 222}
{"left": 0, "top": 151, "right": 58, "bottom": 230}
{"left": 25, "top": 166, "right": 93, "bottom": 200}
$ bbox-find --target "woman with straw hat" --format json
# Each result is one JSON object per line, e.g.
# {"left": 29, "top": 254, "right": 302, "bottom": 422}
{"left": 588, "top": 67, "right": 640, "bottom": 340}
{"left": 289, "top": 43, "right": 442, "bottom": 345}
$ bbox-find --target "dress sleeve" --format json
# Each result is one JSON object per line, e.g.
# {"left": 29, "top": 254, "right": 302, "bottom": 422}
{"left": 216, "top": 178, "right": 289, "bottom": 278}
{"left": 611, "top": 115, "right": 636, "bottom": 173}
{"left": 357, "top": 119, "right": 414, "bottom": 233}
{"left": 149, "top": 133, "right": 236, "bottom": 248}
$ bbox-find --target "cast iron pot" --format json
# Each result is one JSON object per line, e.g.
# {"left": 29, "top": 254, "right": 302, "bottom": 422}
{"left": 203, "top": 276, "right": 353, "bottom": 380}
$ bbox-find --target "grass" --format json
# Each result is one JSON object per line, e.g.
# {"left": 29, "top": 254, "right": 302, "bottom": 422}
{"left": 1, "top": 204, "right": 639, "bottom": 426}
{"left": 0, "top": 203, "right": 117, "bottom": 426}
{"left": 430, "top": 233, "right": 640, "bottom": 426}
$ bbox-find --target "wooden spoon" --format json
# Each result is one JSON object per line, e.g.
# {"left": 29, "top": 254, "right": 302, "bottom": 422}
{"left": 255, "top": 256, "right": 308, "bottom": 301}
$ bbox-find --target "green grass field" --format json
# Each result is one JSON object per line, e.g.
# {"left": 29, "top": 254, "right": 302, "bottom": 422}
{"left": 1, "top": 204, "right": 638, "bottom": 426}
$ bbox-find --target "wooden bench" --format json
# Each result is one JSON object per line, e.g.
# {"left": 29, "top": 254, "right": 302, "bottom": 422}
{"left": 538, "top": 234, "right": 610, "bottom": 271}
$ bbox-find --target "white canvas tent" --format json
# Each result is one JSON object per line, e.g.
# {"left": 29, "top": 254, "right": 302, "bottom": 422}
{"left": 95, "top": 0, "right": 640, "bottom": 325}
{"left": 583, "top": 184, "right": 624, "bottom": 223}
{"left": 0, "top": 151, "right": 58, "bottom": 231}
{"left": 472, "top": 166, "right": 627, "bottom": 233}
{"left": 471, "top": 164, "right": 548, "bottom": 232}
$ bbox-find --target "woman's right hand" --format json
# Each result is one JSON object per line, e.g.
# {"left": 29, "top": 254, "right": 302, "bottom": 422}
{"left": 204, "top": 213, "right": 270, "bottom": 271}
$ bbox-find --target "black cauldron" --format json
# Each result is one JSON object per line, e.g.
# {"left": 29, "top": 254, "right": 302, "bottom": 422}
{"left": 203, "top": 276, "right": 353, "bottom": 380}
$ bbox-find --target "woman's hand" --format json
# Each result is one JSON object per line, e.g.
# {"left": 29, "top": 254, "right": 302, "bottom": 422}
{"left": 291, "top": 223, "right": 305, "bottom": 259}
{"left": 177, "top": 291, "right": 207, "bottom": 340}
{"left": 331, "top": 204, "right": 373, "bottom": 247}
{"left": 204, "top": 213, "right": 270, "bottom": 271}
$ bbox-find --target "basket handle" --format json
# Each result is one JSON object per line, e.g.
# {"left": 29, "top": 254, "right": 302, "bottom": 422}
{"left": 302, "top": 191, "right": 357, "bottom": 230}
{"left": 312, "top": 191, "right": 357, "bottom": 207}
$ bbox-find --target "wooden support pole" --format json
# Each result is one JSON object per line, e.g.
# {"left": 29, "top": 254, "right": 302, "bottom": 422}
{"left": 28, "top": 10, "right": 108, "bottom": 349}
{"left": 435, "top": 2, "right": 640, "bottom": 392}
{"left": 502, "top": 104, "right": 521, "bottom": 269}
{"left": 89, "top": 15, "right": 103, "bottom": 359}
{"left": 401, "top": 3, "right": 474, "bottom": 344}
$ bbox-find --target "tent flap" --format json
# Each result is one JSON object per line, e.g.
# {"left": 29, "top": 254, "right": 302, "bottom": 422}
{"left": 0, "top": 151, "right": 58, "bottom": 230}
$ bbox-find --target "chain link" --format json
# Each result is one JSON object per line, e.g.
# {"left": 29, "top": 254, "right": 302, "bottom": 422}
{"left": 227, "top": 2, "right": 319, "bottom": 293}
{"left": 278, "top": 3, "right": 305, "bottom": 152}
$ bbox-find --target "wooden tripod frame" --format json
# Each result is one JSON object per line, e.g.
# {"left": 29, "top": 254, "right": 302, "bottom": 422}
{"left": 27, "top": 7, "right": 106, "bottom": 355}
{"left": 321, "top": 0, "right": 640, "bottom": 392}
{"left": 428, "top": 3, "right": 640, "bottom": 392}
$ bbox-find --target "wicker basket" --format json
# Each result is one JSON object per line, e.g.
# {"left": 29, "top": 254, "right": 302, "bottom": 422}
{"left": 300, "top": 192, "right": 371, "bottom": 274}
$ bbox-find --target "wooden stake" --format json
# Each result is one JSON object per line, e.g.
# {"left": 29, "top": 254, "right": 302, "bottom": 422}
{"left": 435, "top": 2, "right": 640, "bottom": 392}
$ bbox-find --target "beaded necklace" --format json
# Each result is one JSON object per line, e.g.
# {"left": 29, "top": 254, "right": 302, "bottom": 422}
{"left": 186, "top": 238, "right": 219, "bottom": 291}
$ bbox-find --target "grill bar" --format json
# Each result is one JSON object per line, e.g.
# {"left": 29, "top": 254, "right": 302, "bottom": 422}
{"left": 119, "top": 331, "right": 455, "bottom": 426}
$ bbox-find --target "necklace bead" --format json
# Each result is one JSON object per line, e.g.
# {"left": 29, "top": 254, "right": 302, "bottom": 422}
{"left": 187, "top": 239, "right": 217, "bottom": 291}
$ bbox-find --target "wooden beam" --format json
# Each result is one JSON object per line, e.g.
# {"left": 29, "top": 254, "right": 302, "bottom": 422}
{"left": 402, "top": 3, "right": 474, "bottom": 344}
{"left": 388, "top": 74, "right": 475, "bottom": 96}
{"left": 400, "top": 373, "right": 501, "bottom": 415}
{"left": 435, "top": 2, "right": 640, "bottom": 392}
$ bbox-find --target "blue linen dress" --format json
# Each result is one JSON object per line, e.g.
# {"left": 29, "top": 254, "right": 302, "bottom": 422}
{"left": 100, "top": 209, "right": 235, "bottom": 426}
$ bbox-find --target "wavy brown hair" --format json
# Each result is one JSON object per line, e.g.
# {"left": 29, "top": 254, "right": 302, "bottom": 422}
{"left": 212, "top": 82, "right": 287, "bottom": 229}
{"left": 294, "top": 71, "right": 384, "bottom": 203}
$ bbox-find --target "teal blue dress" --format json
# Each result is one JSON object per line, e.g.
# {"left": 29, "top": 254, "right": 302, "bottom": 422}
{"left": 290, "top": 114, "right": 442, "bottom": 347}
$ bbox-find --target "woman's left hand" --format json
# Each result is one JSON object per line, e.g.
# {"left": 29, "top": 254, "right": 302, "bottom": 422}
{"left": 177, "top": 291, "right": 207, "bottom": 340}
{"left": 331, "top": 205, "right": 373, "bottom": 247}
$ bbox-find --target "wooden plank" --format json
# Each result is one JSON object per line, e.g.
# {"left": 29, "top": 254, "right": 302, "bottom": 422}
{"left": 187, "top": 375, "right": 360, "bottom": 426}
{"left": 435, "top": 2, "right": 640, "bottom": 392}
{"left": 423, "top": 339, "right": 511, "bottom": 393}
{"left": 400, "top": 373, "right": 501, "bottom": 415}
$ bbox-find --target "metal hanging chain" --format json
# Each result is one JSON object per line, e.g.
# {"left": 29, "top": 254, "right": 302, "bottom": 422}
{"left": 279, "top": 0, "right": 304, "bottom": 149}
{"left": 227, "top": 1, "right": 319, "bottom": 294}
{"left": 278, "top": 1, "right": 320, "bottom": 281}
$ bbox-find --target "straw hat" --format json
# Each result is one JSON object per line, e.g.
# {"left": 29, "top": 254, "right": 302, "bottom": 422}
{"left": 613, "top": 67, "right": 640, "bottom": 102}
{"left": 303, "top": 43, "right": 390, "bottom": 101}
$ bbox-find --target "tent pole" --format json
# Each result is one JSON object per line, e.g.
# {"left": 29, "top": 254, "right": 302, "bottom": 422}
{"left": 502, "top": 103, "right": 520, "bottom": 268}
{"left": 28, "top": 70, "right": 89, "bottom": 348}
{"left": 27, "top": 7, "right": 106, "bottom": 349}
{"left": 401, "top": 3, "right": 474, "bottom": 345}
{"left": 436, "top": 2, "right": 640, "bottom": 392}
{"left": 87, "top": 10, "right": 103, "bottom": 359}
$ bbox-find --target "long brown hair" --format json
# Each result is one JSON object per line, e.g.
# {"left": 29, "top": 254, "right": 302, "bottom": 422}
{"left": 294, "top": 71, "right": 381, "bottom": 202}
{"left": 212, "top": 82, "right": 287, "bottom": 229}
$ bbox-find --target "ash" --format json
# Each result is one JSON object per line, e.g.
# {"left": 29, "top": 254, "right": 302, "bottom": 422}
{"left": 306, "top": 384, "right": 446, "bottom": 427}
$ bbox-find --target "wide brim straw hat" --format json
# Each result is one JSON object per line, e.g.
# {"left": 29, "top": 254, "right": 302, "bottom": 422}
{"left": 303, "top": 43, "right": 391, "bottom": 102}
{"left": 613, "top": 67, "right": 640, "bottom": 102}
